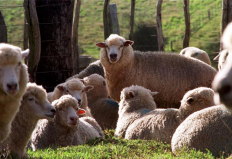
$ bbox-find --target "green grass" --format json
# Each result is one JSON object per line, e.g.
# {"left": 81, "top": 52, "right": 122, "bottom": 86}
{"left": 27, "top": 130, "right": 216, "bottom": 159}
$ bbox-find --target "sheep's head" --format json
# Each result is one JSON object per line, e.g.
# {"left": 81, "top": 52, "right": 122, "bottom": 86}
{"left": 179, "top": 87, "right": 215, "bottom": 117}
{"left": 0, "top": 43, "right": 29, "bottom": 95}
{"left": 213, "top": 49, "right": 231, "bottom": 71}
{"left": 52, "top": 95, "right": 86, "bottom": 128}
{"left": 55, "top": 78, "right": 93, "bottom": 106}
{"left": 22, "top": 83, "right": 56, "bottom": 120}
{"left": 96, "top": 34, "right": 134, "bottom": 63}
{"left": 119, "top": 85, "right": 158, "bottom": 113}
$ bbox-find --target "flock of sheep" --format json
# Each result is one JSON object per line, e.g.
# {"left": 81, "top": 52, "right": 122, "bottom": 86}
{"left": 0, "top": 21, "right": 232, "bottom": 158}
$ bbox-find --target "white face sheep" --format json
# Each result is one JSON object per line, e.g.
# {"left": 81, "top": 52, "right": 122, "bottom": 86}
{"left": 115, "top": 85, "right": 158, "bottom": 138}
{"left": 0, "top": 43, "right": 29, "bottom": 142}
{"left": 1, "top": 82, "right": 55, "bottom": 158}
{"left": 96, "top": 34, "right": 216, "bottom": 108}
{"left": 179, "top": 47, "right": 211, "bottom": 65}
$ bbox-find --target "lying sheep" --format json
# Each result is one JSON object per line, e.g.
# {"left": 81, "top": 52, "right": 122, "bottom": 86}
{"left": 47, "top": 78, "right": 93, "bottom": 116}
{"left": 125, "top": 87, "right": 215, "bottom": 143}
{"left": 68, "top": 60, "right": 104, "bottom": 80}
{"left": 83, "top": 74, "right": 119, "bottom": 130}
{"left": 171, "top": 105, "right": 232, "bottom": 157}
{"left": 0, "top": 43, "right": 29, "bottom": 142}
{"left": 97, "top": 34, "right": 216, "bottom": 108}
{"left": 31, "top": 95, "right": 102, "bottom": 150}
{"left": 179, "top": 47, "right": 211, "bottom": 65}
{"left": 0, "top": 83, "right": 55, "bottom": 158}
{"left": 115, "top": 85, "right": 158, "bottom": 138}
{"left": 213, "top": 49, "right": 231, "bottom": 71}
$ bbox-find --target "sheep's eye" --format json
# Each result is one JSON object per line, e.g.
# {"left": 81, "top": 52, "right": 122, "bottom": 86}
{"left": 187, "top": 97, "right": 194, "bottom": 104}
{"left": 65, "top": 90, "right": 70, "bottom": 94}
{"left": 28, "top": 97, "right": 34, "bottom": 101}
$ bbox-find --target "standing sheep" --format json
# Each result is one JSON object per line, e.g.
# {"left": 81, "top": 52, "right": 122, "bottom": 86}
{"left": 31, "top": 95, "right": 103, "bottom": 150}
{"left": 96, "top": 34, "right": 216, "bottom": 108}
{"left": 83, "top": 74, "right": 119, "bottom": 130}
{"left": 125, "top": 87, "right": 215, "bottom": 143}
{"left": 171, "top": 105, "right": 232, "bottom": 157}
{"left": 213, "top": 49, "right": 231, "bottom": 71}
{"left": 47, "top": 78, "right": 93, "bottom": 116}
{"left": 0, "top": 43, "right": 29, "bottom": 142}
{"left": 179, "top": 47, "right": 211, "bottom": 65}
{"left": 0, "top": 83, "right": 56, "bottom": 158}
{"left": 115, "top": 85, "right": 158, "bottom": 138}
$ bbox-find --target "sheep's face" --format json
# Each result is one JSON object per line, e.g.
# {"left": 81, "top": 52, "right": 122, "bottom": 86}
{"left": 213, "top": 53, "right": 232, "bottom": 111}
{"left": 24, "top": 94, "right": 56, "bottom": 120}
{"left": 96, "top": 34, "right": 134, "bottom": 63}
{"left": 180, "top": 87, "right": 215, "bottom": 115}
{"left": 0, "top": 44, "right": 29, "bottom": 96}
{"left": 214, "top": 50, "right": 231, "bottom": 71}
{"left": 57, "top": 106, "right": 79, "bottom": 128}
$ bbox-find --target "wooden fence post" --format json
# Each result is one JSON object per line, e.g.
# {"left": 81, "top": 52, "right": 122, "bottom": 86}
{"left": 183, "top": 0, "right": 190, "bottom": 48}
{"left": 156, "top": 0, "right": 164, "bottom": 51}
{"left": 129, "top": 0, "right": 135, "bottom": 40}
{"left": 103, "top": 0, "right": 110, "bottom": 39}
{"left": 0, "top": 11, "right": 7, "bottom": 43}
{"left": 24, "top": 0, "right": 41, "bottom": 82}
{"left": 222, "top": 0, "right": 232, "bottom": 33}
{"left": 108, "top": 4, "right": 120, "bottom": 35}
{"left": 71, "top": 0, "right": 81, "bottom": 74}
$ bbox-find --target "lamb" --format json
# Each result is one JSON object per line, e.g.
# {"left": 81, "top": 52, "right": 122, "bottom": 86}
{"left": 47, "top": 78, "right": 93, "bottom": 116}
{"left": 171, "top": 105, "right": 232, "bottom": 157}
{"left": 0, "top": 83, "right": 56, "bottom": 158}
{"left": 31, "top": 95, "right": 103, "bottom": 150}
{"left": 97, "top": 34, "right": 216, "bottom": 108}
{"left": 179, "top": 47, "right": 211, "bottom": 65}
{"left": 213, "top": 49, "right": 231, "bottom": 71}
{"left": 0, "top": 43, "right": 29, "bottom": 142}
{"left": 83, "top": 74, "right": 119, "bottom": 130}
{"left": 115, "top": 85, "right": 158, "bottom": 138}
{"left": 125, "top": 87, "right": 215, "bottom": 143}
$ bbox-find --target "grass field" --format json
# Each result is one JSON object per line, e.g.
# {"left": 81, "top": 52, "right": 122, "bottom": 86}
{"left": 27, "top": 130, "right": 217, "bottom": 159}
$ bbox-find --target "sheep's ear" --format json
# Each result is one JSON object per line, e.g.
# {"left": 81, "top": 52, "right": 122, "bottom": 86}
{"left": 57, "top": 84, "right": 65, "bottom": 92}
{"left": 180, "top": 50, "right": 185, "bottom": 55}
{"left": 125, "top": 91, "right": 135, "bottom": 99}
{"left": 213, "top": 54, "right": 220, "bottom": 61}
{"left": 124, "top": 40, "right": 134, "bottom": 46}
{"left": 21, "top": 49, "right": 30, "bottom": 59}
{"left": 77, "top": 108, "right": 86, "bottom": 115}
{"left": 187, "top": 97, "right": 194, "bottom": 105}
{"left": 96, "top": 42, "right": 107, "bottom": 48}
{"left": 83, "top": 85, "right": 94, "bottom": 92}
{"left": 151, "top": 91, "right": 159, "bottom": 97}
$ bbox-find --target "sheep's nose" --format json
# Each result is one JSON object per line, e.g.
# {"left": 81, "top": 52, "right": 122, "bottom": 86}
{"left": 77, "top": 99, "right": 81, "bottom": 105}
{"left": 70, "top": 117, "right": 77, "bottom": 125}
{"left": 110, "top": 54, "right": 117, "bottom": 60}
{"left": 51, "top": 108, "right": 56, "bottom": 114}
{"left": 216, "top": 84, "right": 231, "bottom": 96}
{"left": 7, "top": 83, "right": 18, "bottom": 91}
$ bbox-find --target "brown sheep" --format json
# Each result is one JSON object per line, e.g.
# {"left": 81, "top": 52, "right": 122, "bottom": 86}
{"left": 96, "top": 34, "right": 217, "bottom": 108}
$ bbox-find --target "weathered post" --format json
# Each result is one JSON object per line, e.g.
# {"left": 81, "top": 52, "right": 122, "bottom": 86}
{"left": 129, "top": 0, "right": 135, "bottom": 40}
{"left": 222, "top": 0, "right": 232, "bottom": 32}
{"left": 0, "top": 11, "right": 7, "bottom": 43}
{"left": 103, "top": 0, "right": 110, "bottom": 39}
{"left": 183, "top": 0, "right": 190, "bottom": 48}
{"left": 156, "top": 0, "right": 164, "bottom": 51}
{"left": 108, "top": 4, "right": 120, "bottom": 35}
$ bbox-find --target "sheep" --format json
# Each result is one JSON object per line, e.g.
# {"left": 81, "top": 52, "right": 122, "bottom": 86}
{"left": 213, "top": 49, "right": 231, "bottom": 71}
{"left": 0, "top": 82, "right": 56, "bottom": 158}
{"left": 31, "top": 95, "right": 103, "bottom": 150}
{"left": 47, "top": 78, "right": 93, "bottom": 117}
{"left": 179, "top": 47, "right": 211, "bottom": 65}
{"left": 221, "top": 22, "right": 232, "bottom": 50}
{"left": 68, "top": 60, "right": 104, "bottom": 80}
{"left": 125, "top": 87, "right": 215, "bottom": 143}
{"left": 171, "top": 105, "right": 232, "bottom": 157}
{"left": 0, "top": 43, "right": 29, "bottom": 142}
{"left": 83, "top": 74, "right": 119, "bottom": 130}
{"left": 96, "top": 34, "right": 217, "bottom": 108}
{"left": 114, "top": 85, "right": 158, "bottom": 138}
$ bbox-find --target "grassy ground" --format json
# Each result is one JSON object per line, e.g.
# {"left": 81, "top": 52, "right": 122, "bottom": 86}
{"left": 27, "top": 130, "right": 216, "bottom": 159}
{"left": 1, "top": 0, "right": 221, "bottom": 59}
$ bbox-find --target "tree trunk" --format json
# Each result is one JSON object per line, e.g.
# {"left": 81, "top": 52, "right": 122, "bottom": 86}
{"left": 103, "top": 0, "right": 110, "bottom": 39}
{"left": 129, "top": 0, "right": 135, "bottom": 40}
{"left": 183, "top": 0, "right": 190, "bottom": 48}
{"left": 0, "top": 11, "right": 7, "bottom": 43}
{"left": 35, "top": 0, "right": 75, "bottom": 91}
{"left": 24, "top": 0, "right": 41, "bottom": 82}
{"left": 222, "top": 0, "right": 232, "bottom": 32}
{"left": 71, "top": 0, "right": 81, "bottom": 74}
{"left": 156, "top": 0, "right": 164, "bottom": 51}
